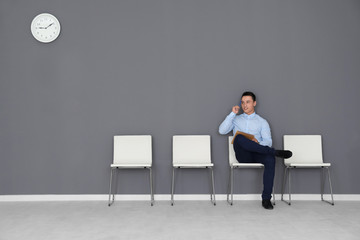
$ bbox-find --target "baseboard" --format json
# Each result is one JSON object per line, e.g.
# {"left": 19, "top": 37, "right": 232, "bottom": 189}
{"left": 1, "top": 194, "right": 360, "bottom": 202}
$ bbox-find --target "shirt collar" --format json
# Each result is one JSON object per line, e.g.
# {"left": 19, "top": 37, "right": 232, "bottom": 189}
{"left": 242, "top": 112, "right": 256, "bottom": 119}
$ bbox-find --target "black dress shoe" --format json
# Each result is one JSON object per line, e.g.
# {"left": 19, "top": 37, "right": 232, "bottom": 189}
{"left": 275, "top": 150, "right": 292, "bottom": 159}
{"left": 262, "top": 199, "right": 274, "bottom": 210}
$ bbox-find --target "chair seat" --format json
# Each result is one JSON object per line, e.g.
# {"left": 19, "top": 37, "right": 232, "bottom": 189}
{"left": 111, "top": 163, "right": 151, "bottom": 168}
{"left": 231, "top": 163, "right": 264, "bottom": 168}
{"left": 286, "top": 163, "right": 331, "bottom": 168}
{"left": 173, "top": 163, "right": 214, "bottom": 168}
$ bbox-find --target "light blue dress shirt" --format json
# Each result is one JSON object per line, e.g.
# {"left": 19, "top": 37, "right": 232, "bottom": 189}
{"left": 219, "top": 112, "right": 272, "bottom": 147}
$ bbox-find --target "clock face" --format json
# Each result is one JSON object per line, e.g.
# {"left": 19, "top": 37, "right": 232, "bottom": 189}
{"left": 31, "top": 13, "right": 61, "bottom": 43}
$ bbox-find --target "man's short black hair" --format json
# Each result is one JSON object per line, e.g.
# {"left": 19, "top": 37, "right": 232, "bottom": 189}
{"left": 241, "top": 91, "right": 256, "bottom": 102}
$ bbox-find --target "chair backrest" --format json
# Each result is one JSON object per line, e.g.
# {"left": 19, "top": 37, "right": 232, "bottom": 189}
{"left": 113, "top": 135, "right": 152, "bottom": 165}
{"left": 228, "top": 136, "right": 238, "bottom": 165}
{"left": 172, "top": 135, "right": 211, "bottom": 165}
{"left": 283, "top": 135, "right": 323, "bottom": 165}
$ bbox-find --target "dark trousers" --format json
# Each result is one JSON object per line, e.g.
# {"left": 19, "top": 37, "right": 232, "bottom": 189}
{"left": 233, "top": 135, "right": 276, "bottom": 200}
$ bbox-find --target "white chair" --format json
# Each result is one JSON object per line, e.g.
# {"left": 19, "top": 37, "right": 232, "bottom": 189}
{"left": 108, "top": 135, "right": 154, "bottom": 206}
{"left": 171, "top": 135, "right": 216, "bottom": 206}
{"left": 227, "top": 136, "right": 275, "bottom": 205}
{"left": 281, "top": 135, "right": 334, "bottom": 205}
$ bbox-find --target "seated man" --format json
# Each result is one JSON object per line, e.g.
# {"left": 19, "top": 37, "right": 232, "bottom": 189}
{"left": 219, "top": 91, "right": 292, "bottom": 210}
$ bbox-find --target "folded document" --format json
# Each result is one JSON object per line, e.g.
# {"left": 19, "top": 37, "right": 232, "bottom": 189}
{"left": 231, "top": 131, "right": 255, "bottom": 144}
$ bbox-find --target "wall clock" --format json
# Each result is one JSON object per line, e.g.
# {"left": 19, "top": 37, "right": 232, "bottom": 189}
{"left": 31, "top": 13, "right": 61, "bottom": 43}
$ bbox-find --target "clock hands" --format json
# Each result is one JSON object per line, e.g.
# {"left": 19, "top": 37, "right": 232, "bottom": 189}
{"left": 38, "top": 22, "right": 54, "bottom": 30}
{"left": 45, "top": 22, "right": 54, "bottom": 29}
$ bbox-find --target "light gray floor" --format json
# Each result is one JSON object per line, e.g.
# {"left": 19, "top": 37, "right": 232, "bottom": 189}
{"left": 1, "top": 200, "right": 359, "bottom": 240}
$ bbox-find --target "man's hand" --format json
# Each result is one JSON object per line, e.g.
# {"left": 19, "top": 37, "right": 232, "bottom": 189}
{"left": 232, "top": 106, "right": 240, "bottom": 114}
{"left": 252, "top": 138, "right": 259, "bottom": 144}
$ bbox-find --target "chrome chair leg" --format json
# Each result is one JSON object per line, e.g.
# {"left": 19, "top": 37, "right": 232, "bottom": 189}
{"left": 272, "top": 186, "right": 276, "bottom": 205}
{"left": 281, "top": 167, "right": 287, "bottom": 202}
{"left": 171, "top": 167, "right": 175, "bottom": 206}
{"left": 321, "top": 167, "right": 325, "bottom": 201}
{"left": 149, "top": 167, "right": 154, "bottom": 206}
{"left": 230, "top": 167, "right": 234, "bottom": 205}
{"left": 109, "top": 167, "right": 118, "bottom": 206}
{"left": 227, "top": 167, "right": 231, "bottom": 204}
{"left": 281, "top": 167, "right": 286, "bottom": 201}
{"left": 288, "top": 168, "right": 292, "bottom": 205}
{"left": 207, "top": 167, "right": 212, "bottom": 201}
{"left": 108, "top": 168, "right": 114, "bottom": 206}
{"left": 328, "top": 167, "right": 335, "bottom": 205}
{"left": 210, "top": 167, "right": 216, "bottom": 206}
{"left": 281, "top": 167, "right": 291, "bottom": 205}
{"left": 321, "top": 167, "right": 335, "bottom": 205}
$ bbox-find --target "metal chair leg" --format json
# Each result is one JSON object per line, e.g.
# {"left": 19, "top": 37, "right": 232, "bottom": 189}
{"left": 272, "top": 186, "right": 276, "bottom": 205}
{"left": 281, "top": 167, "right": 291, "bottom": 205}
{"left": 321, "top": 167, "right": 325, "bottom": 201}
{"left": 171, "top": 167, "right": 175, "bottom": 206}
{"left": 281, "top": 167, "right": 286, "bottom": 201}
{"left": 227, "top": 167, "right": 231, "bottom": 204}
{"left": 108, "top": 168, "right": 114, "bottom": 206}
{"left": 210, "top": 167, "right": 216, "bottom": 206}
{"left": 109, "top": 168, "right": 118, "bottom": 206}
{"left": 288, "top": 168, "right": 292, "bottom": 205}
{"left": 328, "top": 167, "right": 335, "bottom": 205}
{"left": 230, "top": 167, "right": 234, "bottom": 205}
{"left": 321, "top": 167, "right": 335, "bottom": 205}
{"left": 281, "top": 167, "right": 287, "bottom": 202}
{"left": 208, "top": 167, "right": 212, "bottom": 201}
{"left": 227, "top": 166, "right": 277, "bottom": 206}
{"left": 149, "top": 167, "right": 154, "bottom": 206}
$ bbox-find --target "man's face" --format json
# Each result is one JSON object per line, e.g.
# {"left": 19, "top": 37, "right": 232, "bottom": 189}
{"left": 241, "top": 96, "right": 256, "bottom": 115}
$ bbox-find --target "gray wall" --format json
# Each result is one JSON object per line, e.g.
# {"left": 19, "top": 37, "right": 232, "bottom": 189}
{"left": 1, "top": 0, "right": 360, "bottom": 195}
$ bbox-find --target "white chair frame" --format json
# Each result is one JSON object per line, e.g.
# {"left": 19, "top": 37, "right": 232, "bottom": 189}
{"left": 227, "top": 136, "right": 275, "bottom": 205}
{"left": 281, "top": 135, "right": 334, "bottom": 205}
{"left": 108, "top": 135, "right": 154, "bottom": 206}
{"left": 171, "top": 135, "right": 216, "bottom": 206}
